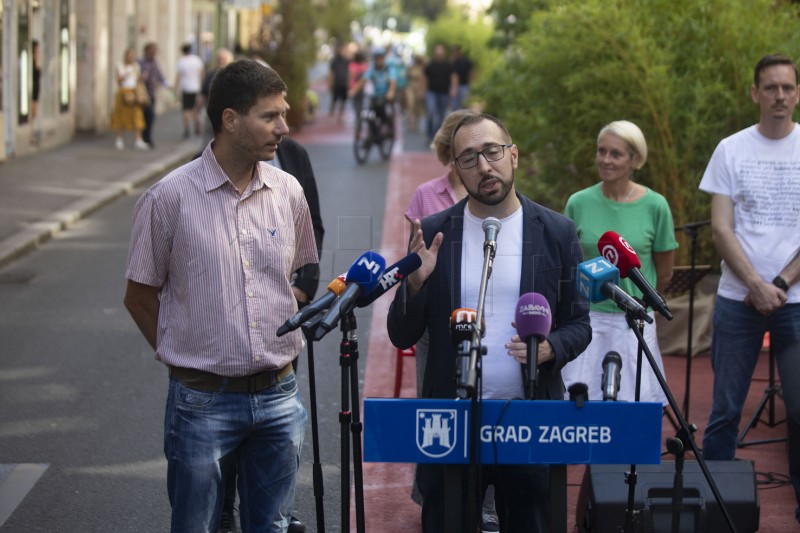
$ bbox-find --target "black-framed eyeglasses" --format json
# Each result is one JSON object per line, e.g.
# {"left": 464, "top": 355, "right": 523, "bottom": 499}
{"left": 453, "top": 144, "right": 513, "bottom": 169}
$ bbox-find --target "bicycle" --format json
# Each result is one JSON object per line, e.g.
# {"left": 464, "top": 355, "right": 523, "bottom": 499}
{"left": 353, "top": 97, "right": 395, "bottom": 164}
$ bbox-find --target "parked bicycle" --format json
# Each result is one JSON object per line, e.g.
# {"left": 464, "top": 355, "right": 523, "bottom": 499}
{"left": 353, "top": 97, "right": 395, "bottom": 164}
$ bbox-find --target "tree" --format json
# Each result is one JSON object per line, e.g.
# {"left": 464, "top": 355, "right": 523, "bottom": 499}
{"left": 318, "top": 0, "right": 354, "bottom": 45}
{"left": 424, "top": 7, "right": 495, "bottom": 91}
{"left": 473, "top": 0, "right": 800, "bottom": 264}
{"left": 401, "top": 0, "right": 447, "bottom": 21}
{"left": 486, "top": 0, "right": 545, "bottom": 49}
{"left": 269, "top": 0, "right": 318, "bottom": 129}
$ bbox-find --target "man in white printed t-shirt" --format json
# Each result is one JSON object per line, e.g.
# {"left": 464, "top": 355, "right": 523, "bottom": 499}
{"left": 699, "top": 53, "right": 800, "bottom": 525}
{"left": 175, "top": 43, "right": 205, "bottom": 138}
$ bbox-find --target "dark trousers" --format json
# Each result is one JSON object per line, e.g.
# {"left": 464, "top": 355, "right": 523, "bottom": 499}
{"left": 416, "top": 463, "right": 550, "bottom": 532}
{"left": 142, "top": 102, "right": 156, "bottom": 145}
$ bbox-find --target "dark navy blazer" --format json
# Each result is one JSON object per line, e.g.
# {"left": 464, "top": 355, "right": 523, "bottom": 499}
{"left": 388, "top": 193, "right": 591, "bottom": 400}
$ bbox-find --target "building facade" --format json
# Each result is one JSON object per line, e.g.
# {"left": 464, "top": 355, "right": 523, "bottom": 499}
{"left": 0, "top": 0, "right": 259, "bottom": 162}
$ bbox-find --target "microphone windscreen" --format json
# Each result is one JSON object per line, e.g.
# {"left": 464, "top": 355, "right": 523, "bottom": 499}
{"left": 598, "top": 230, "right": 642, "bottom": 275}
{"left": 327, "top": 276, "right": 347, "bottom": 295}
{"left": 482, "top": 217, "right": 502, "bottom": 241}
{"left": 355, "top": 253, "right": 422, "bottom": 307}
{"left": 450, "top": 308, "right": 478, "bottom": 345}
{"left": 514, "top": 292, "right": 551, "bottom": 341}
{"left": 577, "top": 257, "right": 621, "bottom": 303}
{"left": 344, "top": 251, "right": 386, "bottom": 292}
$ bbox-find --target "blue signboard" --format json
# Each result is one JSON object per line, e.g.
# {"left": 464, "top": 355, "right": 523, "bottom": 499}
{"left": 364, "top": 398, "right": 662, "bottom": 465}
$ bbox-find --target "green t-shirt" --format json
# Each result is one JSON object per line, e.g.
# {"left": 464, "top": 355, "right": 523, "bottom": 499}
{"left": 565, "top": 183, "right": 679, "bottom": 314}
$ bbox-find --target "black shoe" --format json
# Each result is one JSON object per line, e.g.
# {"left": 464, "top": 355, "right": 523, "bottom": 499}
{"left": 288, "top": 514, "right": 306, "bottom": 533}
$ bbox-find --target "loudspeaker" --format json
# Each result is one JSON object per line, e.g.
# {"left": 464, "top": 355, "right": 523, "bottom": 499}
{"left": 577, "top": 460, "right": 759, "bottom": 533}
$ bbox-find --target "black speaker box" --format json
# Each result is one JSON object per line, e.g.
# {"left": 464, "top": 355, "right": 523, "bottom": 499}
{"left": 577, "top": 460, "right": 759, "bottom": 533}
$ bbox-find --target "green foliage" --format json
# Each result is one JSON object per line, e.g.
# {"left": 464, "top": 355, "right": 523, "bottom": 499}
{"left": 474, "top": 0, "right": 800, "bottom": 264}
{"left": 269, "top": 0, "right": 318, "bottom": 129}
{"left": 486, "top": 0, "right": 546, "bottom": 49}
{"left": 424, "top": 8, "right": 495, "bottom": 89}
{"left": 401, "top": 0, "right": 448, "bottom": 21}
{"left": 318, "top": 0, "right": 355, "bottom": 44}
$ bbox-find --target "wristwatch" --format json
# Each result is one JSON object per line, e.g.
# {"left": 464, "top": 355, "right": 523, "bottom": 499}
{"left": 773, "top": 275, "right": 790, "bottom": 292}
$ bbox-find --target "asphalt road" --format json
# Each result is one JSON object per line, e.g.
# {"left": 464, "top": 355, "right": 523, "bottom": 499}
{"left": 0, "top": 119, "right": 407, "bottom": 532}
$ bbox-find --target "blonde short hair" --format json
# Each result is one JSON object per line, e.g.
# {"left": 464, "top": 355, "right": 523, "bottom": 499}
{"left": 432, "top": 109, "right": 476, "bottom": 165}
{"left": 598, "top": 120, "right": 648, "bottom": 169}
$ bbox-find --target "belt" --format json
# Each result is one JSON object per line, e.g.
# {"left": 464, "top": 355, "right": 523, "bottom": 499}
{"left": 168, "top": 364, "right": 292, "bottom": 393}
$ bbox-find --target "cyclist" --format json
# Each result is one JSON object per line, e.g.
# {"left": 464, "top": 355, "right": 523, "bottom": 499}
{"left": 349, "top": 48, "right": 397, "bottom": 137}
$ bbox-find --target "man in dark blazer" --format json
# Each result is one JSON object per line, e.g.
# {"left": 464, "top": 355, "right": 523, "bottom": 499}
{"left": 276, "top": 137, "right": 325, "bottom": 308}
{"left": 388, "top": 114, "right": 591, "bottom": 532}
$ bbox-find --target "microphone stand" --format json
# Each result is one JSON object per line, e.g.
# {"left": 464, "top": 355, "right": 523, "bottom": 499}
{"left": 673, "top": 220, "right": 711, "bottom": 420}
{"left": 337, "top": 310, "right": 366, "bottom": 533}
{"left": 453, "top": 232, "right": 495, "bottom": 533}
{"left": 300, "top": 318, "right": 326, "bottom": 533}
{"left": 621, "top": 310, "right": 738, "bottom": 533}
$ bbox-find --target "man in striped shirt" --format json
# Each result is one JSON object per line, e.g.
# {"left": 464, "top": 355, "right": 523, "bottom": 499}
{"left": 124, "top": 60, "right": 318, "bottom": 533}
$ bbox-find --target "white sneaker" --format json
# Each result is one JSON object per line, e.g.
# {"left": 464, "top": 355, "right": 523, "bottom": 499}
{"left": 115, "top": 138, "right": 124, "bottom": 150}
{"left": 134, "top": 139, "right": 151, "bottom": 151}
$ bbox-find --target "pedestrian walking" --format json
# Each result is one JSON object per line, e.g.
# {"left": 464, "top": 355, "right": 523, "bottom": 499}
{"left": 138, "top": 42, "right": 168, "bottom": 148}
{"left": 110, "top": 47, "right": 149, "bottom": 151}
{"left": 175, "top": 43, "right": 204, "bottom": 138}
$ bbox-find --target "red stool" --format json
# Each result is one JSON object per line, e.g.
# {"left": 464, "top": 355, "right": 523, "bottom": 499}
{"left": 393, "top": 346, "right": 416, "bottom": 397}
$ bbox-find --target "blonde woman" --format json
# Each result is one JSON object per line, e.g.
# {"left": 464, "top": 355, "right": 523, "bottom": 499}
{"left": 110, "top": 48, "right": 148, "bottom": 151}
{"left": 562, "top": 120, "right": 678, "bottom": 403}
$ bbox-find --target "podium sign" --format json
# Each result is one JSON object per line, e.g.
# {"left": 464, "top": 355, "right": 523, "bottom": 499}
{"left": 364, "top": 399, "right": 662, "bottom": 465}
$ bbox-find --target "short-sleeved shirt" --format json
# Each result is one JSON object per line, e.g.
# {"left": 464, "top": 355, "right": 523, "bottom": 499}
{"left": 452, "top": 56, "right": 473, "bottom": 86}
{"left": 565, "top": 183, "right": 678, "bottom": 314}
{"left": 404, "top": 171, "right": 459, "bottom": 222}
{"left": 126, "top": 144, "right": 319, "bottom": 376}
{"left": 117, "top": 62, "right": 140, "bottom": 89}
{"left": 363, "top": 65, "right": 394, "bottom": 98}
{"left": 424, "top": 60, "right": 454, "bottom": 94}
{"left": 330, "top": 55, "right": 350, "bottom": 89}
{"left": 176, "top": 53, "right": 204, "bottom": 93}
{"left": 699, "top": 124, "right": 800, "bottom": 303}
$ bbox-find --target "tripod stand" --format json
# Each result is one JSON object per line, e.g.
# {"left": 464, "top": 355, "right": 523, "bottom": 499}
{"left": 737, "top": 336, "right": 787, "bottom": 448}
{"left": 622, "top": 312, "right": 738, "bottom": 533}
{"left": 336, "top": 310, "right": 366, "bottom": 533}
{"left": 300, "top": 318, "right": 327, "bottom": 533}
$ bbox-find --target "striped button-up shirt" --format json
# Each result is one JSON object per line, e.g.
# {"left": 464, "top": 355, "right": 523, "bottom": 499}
{"left": 126, "top": 144, "right": 319, "bottom": 376}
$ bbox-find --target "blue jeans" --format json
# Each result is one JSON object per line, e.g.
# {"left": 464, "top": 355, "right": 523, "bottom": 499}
{"left": 702, "top": 296, "right": 800, "bottom": 514}
{"left": 426, "top": 91, "right": 450, "bottom": 140}
{"left": 164, "top": 371, "right": 307, "bottom": 532}
{"left": 451, "top": 84, "right": 469, "bottom": 110}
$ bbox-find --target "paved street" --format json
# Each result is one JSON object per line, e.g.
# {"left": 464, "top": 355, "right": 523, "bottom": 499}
{"left": 0, "top": 88, "right": 435, "bottom": 532}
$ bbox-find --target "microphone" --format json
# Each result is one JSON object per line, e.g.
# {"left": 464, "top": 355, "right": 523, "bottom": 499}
{"left": 577, "top": 257, "right": 653, "bottom": 324}
{"left": 312, "top": 251, "right": 386, "bottom": 341}
{"left": 601, "top": 351, "right": 623, "bottom": 401}
{"left": 482, "top": 217, "right": 502, "bottom": 255}
{"left": 598, "top": 231, "right": 673, "bottom": 320}
{"left": 514, "top": 293, "right": 552, "bottom": 399}
{"left": 355, "top": 253, "right": 422, "bottom": 308}
{"left": 451, "top": 308, "right": 478, "bottom": 398}
{"left": 276, "top": 274, "right": 346, "bottom": 337}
